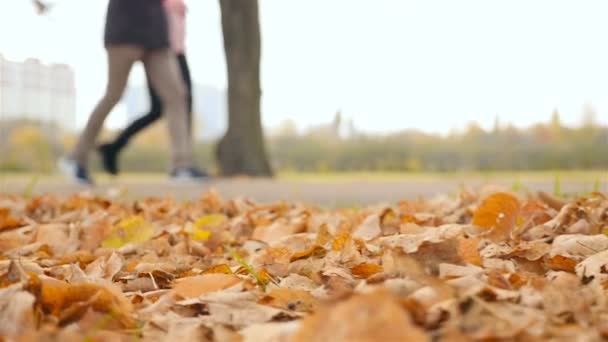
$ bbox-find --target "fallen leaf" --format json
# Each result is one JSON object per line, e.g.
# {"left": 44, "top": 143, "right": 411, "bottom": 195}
{"left": 0, "top": 284, "right": 36, "bottom": 338}
{"left": 545, "top": 255, "right": 577, "bottom": 273}
{"left": 102, "top": 216, "right": 154, "bottom": 248}
{"left": 202, "top": 264, "right": 233, "bottom": 275}
{"left": 457, "top": 236, "right": 483, "bottom": 266}
{"left": 351, "top": 263, "right": 384, "bottom": 279}
{"left": 172, "top": 274, "right": 242, "bottom": 299}
{"left": 259, "top": 288, "right": 318, "bottom": 312}
{"left": 352, "top": 214, "right": 381, "bottom": 241}
{"left": 291, "top": 290, "right": 427, "bottom": 342}
{"left": 472, "top": 192, "right": 521, "bottom": 241}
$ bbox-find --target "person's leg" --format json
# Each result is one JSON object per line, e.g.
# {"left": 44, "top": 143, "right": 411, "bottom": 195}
{"left": 99, "top": 70, "right": 163, "bottom": 175}
{"left": 71, "top": 46, "right": 142, "bottom": 168}
{"left": 142, "top": 49, "right": 194, "bottom": 171}
{"left": 176, "top": 54, "right": 193, "bottom": 137}
{"left": 112, "top": 81, "right": 163, "bottom": 150}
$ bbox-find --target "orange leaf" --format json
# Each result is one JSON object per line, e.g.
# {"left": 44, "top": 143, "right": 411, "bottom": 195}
{"left": 472, "top": 192, "right": 521, "bottom": 241}
{"left": 331, "top": 232, "right": 350, "bottom": 251}
{"left": 0, "top": 208, "right": 25, "bottom": 231}
{"left": 290, "top": 245, "right": 327, "bottom": 262}
{"left": 259, "top": 288, "right": 318, "bottom": 312}
{"left": 519, "top": 200, "right": 552, "bottom": 226}
{"left": 202, "top": 264, "right": 233, "bottom": 275}
{"left": 545, "top": 255, "right": 577, "bottom": 273}
{"left": 36, "top": 278, "right": 134, "bottom": 327}
{"left": 351, "top": 263, "right": 384, "bottom": 279}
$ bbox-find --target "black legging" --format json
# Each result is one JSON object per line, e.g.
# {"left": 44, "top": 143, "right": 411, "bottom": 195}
{"left": 112, "top": 53, "right": 192, "bottom": 150}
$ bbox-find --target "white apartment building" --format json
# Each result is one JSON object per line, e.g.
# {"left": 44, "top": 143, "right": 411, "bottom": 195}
{"left": 0, "top": 54, "right": 76, "bottom": 130}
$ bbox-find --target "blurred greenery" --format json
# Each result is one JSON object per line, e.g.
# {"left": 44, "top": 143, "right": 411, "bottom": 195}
{"left": 1, "top": 110, "right": 608, "bottom": 174}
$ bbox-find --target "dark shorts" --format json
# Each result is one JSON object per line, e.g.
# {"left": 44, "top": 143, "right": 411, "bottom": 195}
{"left": 103, "top": 0, "right": 169, "bottom": 50}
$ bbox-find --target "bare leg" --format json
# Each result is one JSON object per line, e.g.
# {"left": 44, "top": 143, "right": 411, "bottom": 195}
{"left": 142, "top": 49, "right": 193, "bottom": 170}
{"left": 71, "top": 46, "right": 143, "bottom": 167}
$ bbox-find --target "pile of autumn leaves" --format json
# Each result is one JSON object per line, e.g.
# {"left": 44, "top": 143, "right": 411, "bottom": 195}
{"left": 2, "top": 188, "right": 608, "bottom": 341}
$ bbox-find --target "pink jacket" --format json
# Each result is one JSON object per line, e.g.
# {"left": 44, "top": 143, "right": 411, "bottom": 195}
{"left": 163, "top": 0, "right": 187, "bottom": 53}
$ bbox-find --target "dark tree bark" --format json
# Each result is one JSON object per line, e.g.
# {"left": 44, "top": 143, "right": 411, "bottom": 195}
{"left": 216, "top": 0, "right": 273, "bottom": 177}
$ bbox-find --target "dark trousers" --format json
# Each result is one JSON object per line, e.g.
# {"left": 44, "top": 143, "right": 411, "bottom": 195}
{"left": 112, "top": 53, "right": 192, "bottom": 150}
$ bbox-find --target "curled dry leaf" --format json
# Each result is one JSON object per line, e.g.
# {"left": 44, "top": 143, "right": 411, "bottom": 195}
{"left": 472, "top": 192, "right": 520, "bottom": 241}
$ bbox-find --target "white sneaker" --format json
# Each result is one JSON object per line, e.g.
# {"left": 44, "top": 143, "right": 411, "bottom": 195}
{"left": 169, "top": 167, "right": 209, "bottom": 183}
{"left": 57, "top": 158, "right": 94, "bottom": 185}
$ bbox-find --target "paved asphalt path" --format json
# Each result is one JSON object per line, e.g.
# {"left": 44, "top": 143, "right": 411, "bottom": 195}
{"left": 1, "top": 175, "right": 604, "bottom": 206}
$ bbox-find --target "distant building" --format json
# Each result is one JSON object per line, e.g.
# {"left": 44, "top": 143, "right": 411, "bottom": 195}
{"left": 0, "top": 54, "right": 76, "bottom": 130}
{"left": 122, "top": 83, "right": 227, "bottom": 140}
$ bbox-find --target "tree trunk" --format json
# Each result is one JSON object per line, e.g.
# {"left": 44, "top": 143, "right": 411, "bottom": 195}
{"left": 216, "top": 0, "right": 273, "bottom": 177}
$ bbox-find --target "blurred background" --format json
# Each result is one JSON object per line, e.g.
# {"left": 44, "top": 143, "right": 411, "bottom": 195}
{"left": 1, "top": 0, "right": 608, "bottom": 176}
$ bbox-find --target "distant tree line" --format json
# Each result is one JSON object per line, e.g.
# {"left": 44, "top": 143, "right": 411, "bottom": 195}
{"left": 1, "top": 111, "right": 607, "bottom": 174}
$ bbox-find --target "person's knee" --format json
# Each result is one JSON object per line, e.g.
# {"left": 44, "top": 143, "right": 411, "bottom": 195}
{"left": 163, "top": 82, "right": 187, "bottom": 108}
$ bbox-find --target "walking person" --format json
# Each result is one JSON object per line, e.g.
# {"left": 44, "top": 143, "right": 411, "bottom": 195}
{"left": 57, "top": 0, "right": 205, "bottom": 184}
{"left": 97, "top": 0, "right": 201, "bottom": 176}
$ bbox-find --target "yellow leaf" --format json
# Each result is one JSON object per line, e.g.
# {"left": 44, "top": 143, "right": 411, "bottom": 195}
{"left": 192, "top": 229, "right": 212, "bottom": 241}
{"left": 102, "top": 216, "right": 154, "bottom": 248}
{"left": 472, "top": 192, "right": 520, "bottom": 242}
{"left": 331, "top": 232, "right": 350, "bottom": 251}
{"left": 194, "top": 214, "right": 227, "bottom": 228}
{"left": 185, "top": 214, "right": 226, "bottom": 241}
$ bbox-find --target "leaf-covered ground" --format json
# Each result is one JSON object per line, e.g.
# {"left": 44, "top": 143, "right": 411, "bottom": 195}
{"left": 1, "top": 187, "right": 608, "bottom": 341}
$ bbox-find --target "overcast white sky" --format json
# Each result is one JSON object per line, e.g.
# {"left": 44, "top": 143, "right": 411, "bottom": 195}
{"left": 1, "top": 0, "right": 608, "bottom": 134}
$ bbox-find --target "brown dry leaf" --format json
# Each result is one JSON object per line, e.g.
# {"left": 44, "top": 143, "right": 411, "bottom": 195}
{"left": 351, "top": 263, "right": 384, "bottom": 279}
{"left": 457, "top": 235, "right": 483, "bottom": 266}
{"left": 352, "top": 214, "right": 381, "bottom": 241}
{"left": 550, "top": 234, "right": 608, "bottom": 262}
{"left": 172, "top": 274, "right": 243, "bottom": 299}
{"left": 259, "top": 288, "right": 318, "bottom": 312}
{"left": 0, "top": 284, "right": 36, "bottom": 338}
{"left": 291, "top": 290, "right": 427, "bottom": 342}
{"left": 538, "top": 191, "right": 566, "bottom": 211}
{"left": 240, "top": 321, "right": 300, "bottom": 342}
{"left": 252, "top": 220, "right": 305, "bottom": 244}
{"left": 519, "top": 199, "right": 552, "bottom": 227}
{"left": 253, "top": 247, "right": 292, "bottom": 277}
{"left": 472, "top": 192, "right": 521, "bottom": 241}
{"left": 36, "top": 276, "right": 134, "bottom": 327}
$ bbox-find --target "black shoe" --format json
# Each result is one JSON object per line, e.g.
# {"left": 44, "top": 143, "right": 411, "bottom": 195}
{"left": 98, "top": 143, "right": 119, "bottom": 175}
{"left": 170, "top": 167, "right": 209, "bottom": 183}
{"left": 58, "top": 158, "right": 94, "bottom": 185}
